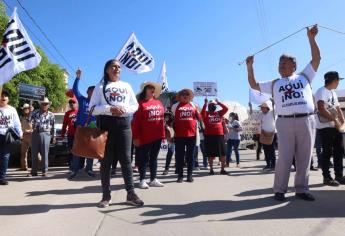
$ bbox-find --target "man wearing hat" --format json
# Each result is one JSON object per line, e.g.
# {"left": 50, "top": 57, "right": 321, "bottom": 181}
{"left": 20, "top": 103, "right": 34, "bottom": 171}
{"left": 29, "top": 97, "right": 55, "bottom": 177}
{"left": 315, "top": 71, "right": 345, "bottom": 186}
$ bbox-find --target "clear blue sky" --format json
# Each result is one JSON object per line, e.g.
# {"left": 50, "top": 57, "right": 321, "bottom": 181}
{"left": 4, "top": 0, "right": 345, "bottom": 107}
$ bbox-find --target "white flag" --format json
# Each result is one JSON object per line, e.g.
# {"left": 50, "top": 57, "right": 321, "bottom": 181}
{"left": 116, "top": 33, "right": 154, "bottom": 74}
{"left": 249, "top": 88, "right": 271, "bottom": 105}
{"left": 157, "top": 61, "right": 168, "bottom": 93}
{"left": 0, "top": 8, "right": 41, "bottom": 85}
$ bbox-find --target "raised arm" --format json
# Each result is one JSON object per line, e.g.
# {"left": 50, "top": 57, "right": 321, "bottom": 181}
{"left": 72, "top": 69, "right": 82, "bottom": 99}
{"left": 246, "top": 56, "right": 260, "bottom": 91}
{"left": 215, "top": 99, "right": 229, "bottom": 116}
{"left": 307, "top": 25, "right": 321, "bottom": 71}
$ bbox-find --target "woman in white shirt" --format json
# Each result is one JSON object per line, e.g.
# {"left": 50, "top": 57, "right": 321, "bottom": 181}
{"left": 89, "top": 59, "right": 143, "bottom": 208}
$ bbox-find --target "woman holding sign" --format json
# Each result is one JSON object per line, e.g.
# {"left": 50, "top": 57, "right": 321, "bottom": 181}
{"left": 132, "top": 82, "right": 165, "bottom": 189}
{"left": 89, "top": 59, "right": 144, "bottom": 208}
{"left": 172, "top": 89, "right": 200, "bottom": 183}
{"left": 201, "top": 98, "right": 229, "bottom": 175}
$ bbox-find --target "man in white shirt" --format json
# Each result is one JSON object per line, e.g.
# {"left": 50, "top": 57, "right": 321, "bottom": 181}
{"left": 246, "top": 25, "right": 321, "bottom": 201}
{"left": 315, "top": 71, "right": 345, "bottom": 186}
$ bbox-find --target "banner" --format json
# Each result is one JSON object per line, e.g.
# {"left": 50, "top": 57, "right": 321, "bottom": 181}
{"left": 0, "top": 8, "right": 42, "bottom": 85}
{"left": 157, "top": 61, "right": 168, "bottom": 93}
{"left": 19, "top": 83, "right": 45, "bottom": 101}
{"left": 249, "top": 88, "right": 271, "bottom": 105}
{"left": 193, "top": 82, "right": 217, "bottom": 96}
{"left": 116, "top": 33, "right": 154, "bottom": 74}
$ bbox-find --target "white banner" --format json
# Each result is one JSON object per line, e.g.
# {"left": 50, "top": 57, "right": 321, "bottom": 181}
{"left": 0, "top": 8, "right": 41, "bottom": 85}
{"left": 193, "top": 82, "right": 217, "bottom": 96}
{"left": 249, "top": 88, "right": 271, "bottom": 105}
{"left": 116, "top": 32, "right": 154, "bottom": 74}
{"left": 157, "top": 61, "right": 168, "bottom": 93}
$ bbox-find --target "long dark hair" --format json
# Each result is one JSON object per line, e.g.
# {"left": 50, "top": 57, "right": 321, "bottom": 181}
{"left": 230, "top": 112, "right": 239, "bottom": 121}
{"left": 138, "top": 85, "right": 155, "bottom": 102}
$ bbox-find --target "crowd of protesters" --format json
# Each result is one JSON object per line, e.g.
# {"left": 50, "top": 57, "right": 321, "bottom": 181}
{"left": 1, "top": 25, "right": 345, "bottom": 208}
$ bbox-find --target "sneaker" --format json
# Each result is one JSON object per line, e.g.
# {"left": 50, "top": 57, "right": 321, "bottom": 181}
{"left": 262, "top": 165, "right": 270, "bottom": 172}
{"left": 97, "top": 198, "right": 112, "bottom": 208}
{"left": 111, "top": 169, "right": 116, "bottom": 177}
{"left": 162, "top": 169, "right": 169, "bottom": 175}
{"left": 274, "top": 192, "right": 286, "bottom": 201}
{"left": 335, "top": 177, "right": 345, "bottom": 185}
{"left": 186, "top": 175, "right": 194, "bottom": 182}
{"left": 138, "top": 180, "right": 150, "bottom": 189}
{"left": 41, "top": 172, "right": 47, "bottom": 177}
{"left": 133, "top": 166, "right": 139, "bottom": 173}
{"left": 295, "top": 193, "right": 315, "bottom": 201}
{"left": 220, "top": 169, "right": 228, "bottom": 175}
{"left": 236, "top": 164, "right": 240, "bottom": 168}
{"left": 209, "top": 169, "right": 215, "bottom": 175}
{"left": 0, "top": 179, "right": 8, "bottom": 185}
{"left": 323, "top": 177, "right": 340, "bottom": 187}
{"left": 87, "top": 170, "right": 95, "bottom": 178}
{"left": 203, "top": 166, "right": 210, "bottom": 170}
{"left": 194, "top": 167, "right": 200, "bottom": 171}
{"left": 177, "top": 177, "right": 183, "bottom": 183}
{"left": 68, "top": 172, "right": 77, "bottom": 180}
{"left": 126, "top": 191, "right": 144, "bottom": 206}
{"left": 149, "top": 179, "right": 164, "bottom": 187}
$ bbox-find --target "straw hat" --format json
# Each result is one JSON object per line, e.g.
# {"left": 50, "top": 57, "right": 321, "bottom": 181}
{"left": 140, "top": 82, "right": 162, "bottom": 99}
{"left": 177, "top": 88, "right": 194, "bottom": 101}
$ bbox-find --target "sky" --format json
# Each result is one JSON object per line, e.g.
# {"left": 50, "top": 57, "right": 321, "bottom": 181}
{"left": 3, "top": 0, "right": 345, "bottom": 107}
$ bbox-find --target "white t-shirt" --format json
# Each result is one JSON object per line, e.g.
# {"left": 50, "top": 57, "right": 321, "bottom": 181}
{"left": 259, "top": 110, "right": 276, "bottom": 133}
{"left": 259, "top": 63, "right": 316, "bottom": 115}
{"left": 0, "top": 105, "right": 23, "bottom": 136}
{"left": 89, "top": 79, "right": 138, "bottom": 117}
{"left": 314, "top": 86, "right": 339, "bottom": 129}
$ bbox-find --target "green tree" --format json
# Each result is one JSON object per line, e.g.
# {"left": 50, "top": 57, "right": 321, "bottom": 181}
{"left": 0, "top": 2, "right": 66, "bottom": 110}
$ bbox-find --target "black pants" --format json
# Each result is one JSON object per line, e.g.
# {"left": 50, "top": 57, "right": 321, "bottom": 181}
{"left": 256, "top": 140, "right": 262, "bottom": 159}
{"left": 98, "top": 115, "right": 134, "bottom": 200}
{"left": 175, "top": 136, "right": 196, "bottom": 178}
{"left": 319, "top": 127, "right": 344, "bottom": 179}
{"left": 263, "top": 134, "right": 277, "bottom": 168}
{"left": 138, "top": 139, "right": 162, "bottom": 181}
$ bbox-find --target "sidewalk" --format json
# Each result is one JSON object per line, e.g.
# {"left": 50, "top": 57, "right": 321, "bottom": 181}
{"left": 1, "top": 150, "right": 344, "bottom": 236}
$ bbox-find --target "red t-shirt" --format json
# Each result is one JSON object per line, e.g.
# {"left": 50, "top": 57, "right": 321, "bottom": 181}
{"left": 172, "top": 102, "right": 199, "bottom": 138}
{"left": 131, "top": 99, "right": 165, "bottom": 145}
{"left": 201, "top": 102, "right": 228, "bottom": 136}
{"left": 61, "top": 109, "right": 78, "bottom": 137}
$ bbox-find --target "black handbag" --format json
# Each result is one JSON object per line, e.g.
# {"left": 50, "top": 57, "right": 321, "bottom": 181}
{"left": 5, "top": 127, "right": 21, "bottom": 145}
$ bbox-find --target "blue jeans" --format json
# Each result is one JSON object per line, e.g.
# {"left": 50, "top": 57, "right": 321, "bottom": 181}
{"left": 227, "top": 139, "right": 240, "bottom": 164}
{"left": 200, "top": 140, "right": 207, "bottom": 167}
{"left": 0, "top": 135, "right": 10, "bottom": 180}
{"left": 138, "top": 139, "right": 162, "bottom": 181}
{"left": 165, "top": 143, "right": 175, "bottom": 170}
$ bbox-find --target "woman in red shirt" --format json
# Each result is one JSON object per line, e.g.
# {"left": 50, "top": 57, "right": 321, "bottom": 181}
{"left": 172, "top": 89, "right": 200, "bottom": 183}
{"left": 132, "top": 82, "right": 165, "bottom": 189}
{"left": 201, "top": 98, "right": 229, "bottom": 175}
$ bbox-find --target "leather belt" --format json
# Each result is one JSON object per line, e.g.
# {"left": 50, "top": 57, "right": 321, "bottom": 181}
{"left": 278, "top": 112, "right": 314, "bottom": 118}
